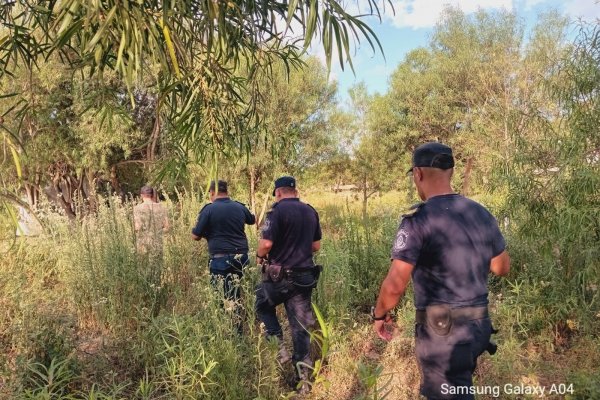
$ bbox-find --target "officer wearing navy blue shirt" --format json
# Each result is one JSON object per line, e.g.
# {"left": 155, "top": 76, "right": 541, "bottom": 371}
{"left": 372, "top": 142, "right": 510, "bottom": 400}
{"left": 192, "top": 180, "right": 256, "bottom": 304}
{"left": 255, "top": 176, "right": 322, "bottom": 392}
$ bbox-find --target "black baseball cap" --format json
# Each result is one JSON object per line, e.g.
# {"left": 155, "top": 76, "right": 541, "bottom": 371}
{"left": 209, "top": 180, "right": 228, "bottom": 193}
{"left": 407, "top": 142, "right": 455, "bottom": 173}
{"left": 273, "top": 176, "right": 296, "bottom": 196}
{"left": 140, "top": 185, "right": 154, "bottom": 195}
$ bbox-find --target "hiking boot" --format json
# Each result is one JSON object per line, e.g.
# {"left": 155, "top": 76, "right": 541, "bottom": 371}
{"left": 294, "top": 358, "right": 313, "bottom": 394}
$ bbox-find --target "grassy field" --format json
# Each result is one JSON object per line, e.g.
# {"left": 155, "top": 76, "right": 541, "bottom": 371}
{"left": 0, "top": 190, "right": 598, "bottom": 399}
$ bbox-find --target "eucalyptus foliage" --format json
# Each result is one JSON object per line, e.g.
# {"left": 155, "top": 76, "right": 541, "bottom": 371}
{"left": 1, "top": 0, "right": 389, "bottom": 165}
{"left": 503, "top": 22, "right": 600, "bottom": 330}
{"left": 363, "top": 8, "right": 569, "bottom": 197}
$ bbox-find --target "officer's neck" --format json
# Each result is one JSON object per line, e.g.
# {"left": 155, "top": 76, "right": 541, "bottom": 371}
{"left": 276, "top": 194, "right": 297, "bottom": 202}
{"left": 422, "top": 184, "right": 455, "bottom": 201}
{"left": 212, "top": 193, "right": 229, "bottom": 201}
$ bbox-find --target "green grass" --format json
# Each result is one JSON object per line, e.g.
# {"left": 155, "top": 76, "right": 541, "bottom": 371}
{"left": 0, "top": 191, "right": 598, "bottom": 399}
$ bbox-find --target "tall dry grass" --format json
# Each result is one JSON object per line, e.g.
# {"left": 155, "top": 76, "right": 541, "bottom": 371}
{"left": 1, "top": 190, "right": 599, "bottom": 399}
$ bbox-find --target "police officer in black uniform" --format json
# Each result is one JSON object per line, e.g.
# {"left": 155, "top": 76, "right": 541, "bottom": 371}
{"left": 192, "top": 180, "right": 256, "bottom": 303}
{"left": 372, "top": 142, "right": 510, "bottom": 400}
{"left": 255, "top": 176, "right": 322, "bottom": 392}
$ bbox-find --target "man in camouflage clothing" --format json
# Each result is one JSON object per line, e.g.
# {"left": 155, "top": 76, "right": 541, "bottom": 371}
{"left": 133, "top": 186, "right": 170, "bottom": 289}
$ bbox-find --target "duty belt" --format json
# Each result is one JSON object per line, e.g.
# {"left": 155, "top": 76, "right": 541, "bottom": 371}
{"left": 210, "top": 253, "right": 244, "bottom": 258}
{"left": 415, "top": 306, "right": 488, "bottom": 325}
{"left": 283, "top": 267, "right": 316, "bottom": 277}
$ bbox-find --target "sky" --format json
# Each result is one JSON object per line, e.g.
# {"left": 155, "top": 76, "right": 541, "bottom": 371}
{"left": 308, "top": 0, "right": 600, "bottom": 101}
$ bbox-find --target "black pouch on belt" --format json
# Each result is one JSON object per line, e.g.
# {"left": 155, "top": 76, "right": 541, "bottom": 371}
{"left": 426, "top": 304, "right": 452, "bottom": 336}
{"left": 266, "top": 264, "right": 284, "bottom": 282}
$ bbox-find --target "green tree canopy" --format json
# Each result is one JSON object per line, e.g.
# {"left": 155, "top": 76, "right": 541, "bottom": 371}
{"left": 363, "top": 7, "right": 569, "bottom": 196}
{"left": 1, "top": 0, "right": 389, "bottom": 168}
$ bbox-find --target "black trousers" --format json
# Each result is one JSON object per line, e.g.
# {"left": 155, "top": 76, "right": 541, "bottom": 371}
{"left": 416, "top": 317, "right": 492, "bottom": 400}
{"left": 255, "top": 275, "right": 316, "bottom": 365}
{"left": 209, "top": 254, "right": 249, "bottom": 301}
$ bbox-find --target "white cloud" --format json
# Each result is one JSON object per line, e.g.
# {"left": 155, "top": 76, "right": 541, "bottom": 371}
{"left": 379, "top": 0, "right": 514, "bottom": 29}
{"left": 272, "top": 15, "right": 306, "bottom": 44}
{"left": 307, "top": 0, "right": 516, "bottom": 71}
{"left": 523, "top": 0, "right": 549, "bottom": 10}
{"left": 308, "top": 45, "right": 342, "bottom": 82}
{"left": 564, "top": 0, "right": 600, "bottom": 22}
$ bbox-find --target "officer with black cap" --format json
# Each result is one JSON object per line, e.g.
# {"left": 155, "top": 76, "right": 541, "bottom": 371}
{"left": 192, "top": 180, "right": 256, "bottom": 319}
{"left": 255, "top": 176, "right": 322, "bottom": 393}
{"left": 371, "top": 142, "right": 510, "bottom": 400}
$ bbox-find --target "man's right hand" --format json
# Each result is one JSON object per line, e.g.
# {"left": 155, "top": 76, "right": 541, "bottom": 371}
{"left": 373, "top": 316, "right": 394, "bottom": 341}
{"left": 490, "top": 250, "right": 510, "bottom": 276}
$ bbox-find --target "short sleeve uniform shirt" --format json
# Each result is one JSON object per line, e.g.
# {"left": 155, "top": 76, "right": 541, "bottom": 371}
{"left": 192, "top": 198, "right": 255, "bottom": 255}
{"left": 261, "top": 198, "right": 322, "bottom": 269}
{"left": 391, "top": 194, "right": 505, "bottom": 310}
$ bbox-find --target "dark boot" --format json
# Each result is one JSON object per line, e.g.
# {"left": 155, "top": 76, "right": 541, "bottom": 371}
{"left": 294, "top": 357, "right": 313, "bottom": 394}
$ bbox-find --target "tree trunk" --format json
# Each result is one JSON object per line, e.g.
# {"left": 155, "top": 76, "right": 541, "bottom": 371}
{"left": 462, "top": 157, "right": 474, "bottom": 196}
{"left": 257, "top": 193, "right": 270, "bottom": 229}
{"left": 51, "top": 176, "right": 76, "bottom": 220}
{"left": 85, "top": 169, "right": 98, "bottom": 213}
{"left": 147, "top": 110, "right": 161, "bottom": 161}
{"left": 24, "top": 182, "right": 39, "bottom": 207}
{"left": 110, "top": 165, "right": 122, "bottom": 198}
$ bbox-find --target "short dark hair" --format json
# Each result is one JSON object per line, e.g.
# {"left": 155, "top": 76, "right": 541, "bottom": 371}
{"left": 209, "top": 180, "right": 228, "bottom": 194}
{"left": 277, "top": 186, "right": 296, "bottom": 195}
{"left": 140, "top": 185, "right": 154, "bottom": 196}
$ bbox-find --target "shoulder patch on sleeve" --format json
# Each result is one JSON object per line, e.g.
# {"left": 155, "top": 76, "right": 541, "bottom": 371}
{"left": 261, "top": 210, "right": 274, "bottom": 234}
{"left": 393, "top": 228, "right": 410, "bottom": 252}
{"left": 402, "top": 202, "right": 425, "bottom": 218}
{"left": 200, "top": 203, "right": 211, "bottom": 212}
{"left": 234, "top": 200, "right": 248, "bottom": 207}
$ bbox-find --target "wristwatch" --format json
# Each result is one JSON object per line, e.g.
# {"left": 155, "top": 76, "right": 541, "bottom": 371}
{"left": 370, "top": 306, "right": 390, "bottom": 321}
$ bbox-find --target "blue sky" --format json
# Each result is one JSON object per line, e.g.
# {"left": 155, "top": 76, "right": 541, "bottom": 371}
{"left": 309, "top": 0, "right": 600, "bottom": 101}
